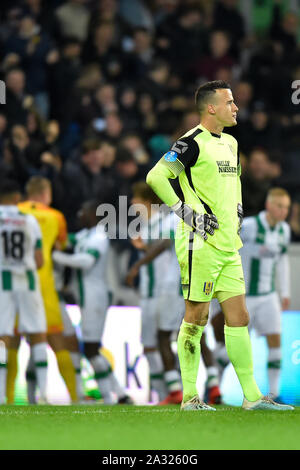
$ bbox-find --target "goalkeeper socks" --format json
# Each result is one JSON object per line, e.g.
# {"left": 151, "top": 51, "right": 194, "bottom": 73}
{"left": 268, "top": 347, "right": 281, "bottom": 398}
{"left": 6, "top": 348, "right": 18, "bottom": 404}
{"left": 55, "top": 350, "right": 77, "bottom": 402}
{"left": 0, "top": 342, "right": 7, "bottom": 404}
{"left": 90, "top": 355, "right": 114, "bottom": 404}
{"left": 145, "top": 350, "right": 167, "bottom": 402}
{"left": 177, "top": 320, "right": 204, "bottom": 403}
{"left": 70, "top": 352, "right": 85, "bottom": 400}
{"left": 32, "top": 343, "right": 48, "bottom": 401}
{"left": 224, "top": 325, "right": 262, "bottom": 402}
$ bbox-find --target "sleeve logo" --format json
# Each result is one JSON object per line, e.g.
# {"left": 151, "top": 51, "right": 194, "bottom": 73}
{"left": 164, "top": 151, "right": 178, "bottom": 162}
{"left": 171, "top": 140, "right": 188, "bottom": 154}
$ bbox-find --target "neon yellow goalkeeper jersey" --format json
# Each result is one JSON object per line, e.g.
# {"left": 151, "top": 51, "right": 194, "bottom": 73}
{"left": 147, "top": 123, "right": 242, "bottom": 252}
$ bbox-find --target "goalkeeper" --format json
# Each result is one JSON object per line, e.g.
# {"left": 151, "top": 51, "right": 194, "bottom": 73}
{"left": 146, "top": 80, "right": 294, "bottom": 411}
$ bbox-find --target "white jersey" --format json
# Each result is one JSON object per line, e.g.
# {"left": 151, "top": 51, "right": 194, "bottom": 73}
{"left": 73, "top": 225, "right": 109, "bottom": 307}
{"left": 139, "top": 211, "right": 181, "bottom": 298}
{"left": 240, "top": 211, "right": 290, "bottom": 297}
{"left": 0, "top": 205, "right": 42, "bottom": 290}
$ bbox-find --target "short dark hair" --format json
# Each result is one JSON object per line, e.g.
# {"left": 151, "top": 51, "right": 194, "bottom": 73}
{"left": 0, "top": 180, "right": 21, "bottom": 201}
{"left": 133, "top": 181, "right": 162, "bottom": 205}
{"left": 82, "top": 138, "right": 102, "bottom": 155}
{"left": 115, "top": 146, "right": 135, "bottom": 164}
{"left": 195, "top": 80, "right": 231, "bottom": 115}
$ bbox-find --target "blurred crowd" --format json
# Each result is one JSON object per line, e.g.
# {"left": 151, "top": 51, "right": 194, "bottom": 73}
{"left": 1, "top": 0, "right": 300, "bottom": 240}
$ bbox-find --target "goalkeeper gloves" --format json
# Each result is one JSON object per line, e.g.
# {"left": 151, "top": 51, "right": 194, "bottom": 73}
{"left": 237, "top": 203, "right": 243, "bottom": 236}
{"left": 172, "top": 201, "right": 219, "bottom": 240}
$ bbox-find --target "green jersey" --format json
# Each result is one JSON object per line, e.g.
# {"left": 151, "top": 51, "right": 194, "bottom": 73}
{"left": 147, "top": 123, "right": 242, "bottom": 252}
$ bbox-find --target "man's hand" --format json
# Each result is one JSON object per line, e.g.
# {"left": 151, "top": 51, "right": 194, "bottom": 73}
{"left": 126, "top": 263, "right": 140, "bottom": 287}
{"left": 281, "top": 297, "right": 290, "bottom": 311}
{"left": 131, "top": 236, "right": 147, "bottom": 251}
{"left": 237, "top": 203, "right": 243, "bottom": 236}
{"left": 172, "top": 201, "right": 219, "bottom": 240}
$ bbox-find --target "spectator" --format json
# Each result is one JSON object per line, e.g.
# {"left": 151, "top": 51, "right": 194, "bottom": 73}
{"left": 62, "top": 138, "right": 115, "bottom": 230}
{"left": 123, "top": 27, "right": 154, "bottom": 80}
{"left": 4, "top": 14, "right": 58, "bottom": 118}
{"left": 194, "top": 30, "right": 235, "bottom": 82}
{"left": 120, "top": 132, "right": 150, "bottom": 165}
{"left": 4, "top": 68, "right": 30, "bottom": 128}
{"left": 241, "top": 147, "right": 273, "bottom": 217}
{"left": 212, "top": 0, "right": 245, "bottom": 54}
{"left": 48, "top": 37, "right": 83, "bottom": 124}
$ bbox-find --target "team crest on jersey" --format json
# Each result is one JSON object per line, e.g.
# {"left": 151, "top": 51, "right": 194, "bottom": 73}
{"left": 203, "top": 281, "right": 214, "bottom": 295}
{"left": 164, "top": 151, "right": 178, "bottom": 162}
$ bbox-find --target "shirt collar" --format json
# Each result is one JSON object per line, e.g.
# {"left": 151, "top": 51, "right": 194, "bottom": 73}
{"left": 199, "top": 123, "right": 221, "bottom": 138}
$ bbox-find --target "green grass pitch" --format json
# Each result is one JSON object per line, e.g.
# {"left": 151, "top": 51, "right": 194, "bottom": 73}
{"left": 0, "top": 405, "right": 299, "bottom": 450}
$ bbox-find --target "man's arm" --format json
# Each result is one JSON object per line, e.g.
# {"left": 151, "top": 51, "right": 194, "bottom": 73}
{"left": 34, "top": 248, "right": 44, "bottom": 270}
{"left": 277, "top": 253, "right": 290, "bottom": 310}
{"left": 146, "top": 138, "right": 219, "bottom": 239}
{"left": 52, "top": 250, "right": 95, "bottom": 270}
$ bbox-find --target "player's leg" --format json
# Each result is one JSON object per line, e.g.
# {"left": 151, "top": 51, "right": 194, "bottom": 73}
{"left": 266, "top": 334, "right": 281, "bottom": 399}
{"left": 43, "top": 288, "right": 77, "bottom": 402}
{"left": 44, "top": 278, "right": 78, "bottom": 401}
{"left": 47, "top": 333, "right": 77, "bottom": 402}
{"left": 61, "top": 302, "right": 85, "bottom": 401}
{"left": 220, "top": 293, "right": 262, "bottom": 400}
{"left": 100, "top": 346, "right": 132, "bottom": 405}
{"left": 220, "top": 293, "right": 293, "bottom": 410}
{"left": 140, "top": 298, "right": 167, "bottom": 402}
{"left": 157, "top": 330, "right": 182, "bottom": 404}
{"left": 83, "top": 341, "right": 114, "bottom": 404}
{"left": 157, "top": 294, "right": 184, "bottom": 405}
{"left": 253, "top": 293, "right": 283, "bottom": 400}
{"left": 0, "top": 292, "right": 21, "bottom": 404}
{"left": 26, "top": 345, "right": 37, "bottom": 404}
{"left": 210, "top": 299, "right": 229, "bottom": 377}
{"left": 28, "top": 332, "right": 48, "bottom": 403}
{"left": 175, "top": 232, "right": 218, "bottom": 410}
{"left": 200, "top": 333, "right": 222, "bottom": 405}
{"left": 81, "top": 294, "right": 130, "bottom": 405}
{"left": 0, "top": 336, "right": 10, "bottom": 404}
{"left": 17, "top": 287, "right": 49, "bottom": 404}
{"left": 177, "top": 299, "right": 213, "bottom": 407}
{"left": 6, "top": 334, "right": 21, "bottom": 404}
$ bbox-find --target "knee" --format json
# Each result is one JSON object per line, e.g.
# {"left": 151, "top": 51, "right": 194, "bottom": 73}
{"left": 240, "top": 309, "right": 249, "bottom": 327}
{"left": 225, "top": 309, "right": 249, "bottom": 328}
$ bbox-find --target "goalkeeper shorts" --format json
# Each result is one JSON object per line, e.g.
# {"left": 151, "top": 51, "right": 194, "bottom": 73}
{"left": 175, "top": 231, "right": 245, "bottom": 302}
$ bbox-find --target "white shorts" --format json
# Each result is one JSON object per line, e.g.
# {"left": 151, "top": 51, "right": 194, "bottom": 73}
{"left": 140, "top": 295, "right": 185, "bottom": 348}
{"left": 0, "top": 289, "right": 46, "bottom": 336}
{"left": 246, "top": 292, "right": 282, "bottom": 337}
{"left": 81, "top": 290, "right": 109, "bottom": 343}
{"left": 60, "top": 302, "right": 76, "bottom": 337}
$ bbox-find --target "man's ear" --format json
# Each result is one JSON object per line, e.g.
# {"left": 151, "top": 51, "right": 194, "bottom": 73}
{"left": 207, "top": 103, "right": 216, "bottom": 114}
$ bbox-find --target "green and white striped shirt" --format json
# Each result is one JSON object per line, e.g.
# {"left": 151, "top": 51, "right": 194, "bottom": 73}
{"left": 0, "top": 205, "right": 42, "bottom": 291}
{"left": 139, "top": 211, "right": 181, "bottom": 298}
{"left": 240, "top": 211, "right": 290, "bottom": 296}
